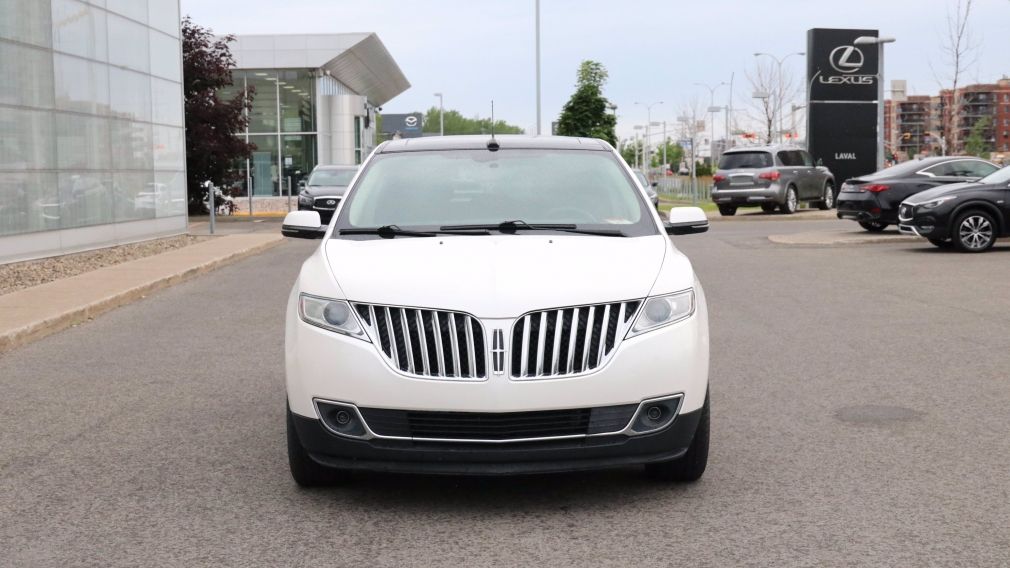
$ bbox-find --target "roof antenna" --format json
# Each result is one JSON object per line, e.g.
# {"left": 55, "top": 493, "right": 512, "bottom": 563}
{"left": 487, "top": 99, "right": 500, "bottom": 151}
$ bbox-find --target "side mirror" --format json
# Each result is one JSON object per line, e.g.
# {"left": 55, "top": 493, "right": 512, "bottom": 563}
{"left": 650, "top": 181, "right": 659, "bottom": 187}
{"left": 665, "top": 207, "right": 709, "bottom": 236}
{"left": 281, "top": 211, "right": 325, "bottom": 239}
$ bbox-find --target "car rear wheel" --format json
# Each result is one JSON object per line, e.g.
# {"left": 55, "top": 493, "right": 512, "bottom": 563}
{"left": 952, "top": 210, "right": 997, "bottom": 253}
{"left": 780, "top": 186, "right": 798, "bottom": 214}
{"left": 816, "top": 182, "right": 835, "bottom": 210}
{"left": 287, "top": 405, "right": 348, "bottom": 487}
{"left": 928, "top": 238, "right": 952, "bottom": 248}
{"left": 645, "top": 393, "right": 709, "bottom": 483}
{"left": 718, "top": 205, "right": 737, "bottom": 216}
{"left": 760, "top": 203, "right": 777, "bottom": 213}
{"left": 858, "top": 220, "right": 888, "bottom": 232}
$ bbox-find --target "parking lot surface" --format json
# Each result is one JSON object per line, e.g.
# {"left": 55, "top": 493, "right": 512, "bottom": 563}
{"left": 3, "top": 219, "right": 1009, "bottom": 567}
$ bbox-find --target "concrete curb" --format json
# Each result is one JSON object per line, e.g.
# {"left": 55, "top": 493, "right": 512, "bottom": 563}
{"left": 0, "top": 233, "right": 283, "bottom": 355}
{"left": 768, "top": 230, "right": 921, "bottom": 246}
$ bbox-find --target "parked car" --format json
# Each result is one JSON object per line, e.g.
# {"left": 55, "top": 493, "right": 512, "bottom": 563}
{"left": 837, "top": 157, "right": 999, "bottom": 232}
{"left": 711, "top": 146, "right": 835, "bottom": 216}
{"left": 631, "top": 168, "right": 660, "bottom": 208}
{"left": 898, "top": 164, "right": 1010, "bottom": 252}
{"left": 280, "top": 135, "right": 711, "bottom": 485}
{"left": 297, "top": 165, "right": 359, "bottom": 224}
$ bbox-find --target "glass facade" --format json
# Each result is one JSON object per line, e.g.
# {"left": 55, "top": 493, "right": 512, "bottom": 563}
{"left": 0, "top": 0, "right": 185, "bottom": 260}
{"left": 227, "top": 69, "right": 318, "bottom": 196}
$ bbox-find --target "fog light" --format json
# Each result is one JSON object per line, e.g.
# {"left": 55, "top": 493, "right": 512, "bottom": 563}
{"left": 335, "top": 410, "right": 352, "bottom": 425}
{"left": 315, "top": 400, "right": 368, "bottom": 439}
{"left": 630, "top": 396, "right": 682, "bottom": 434}
{"left": 646, "top": 406, "right": 663, "bottom": 421}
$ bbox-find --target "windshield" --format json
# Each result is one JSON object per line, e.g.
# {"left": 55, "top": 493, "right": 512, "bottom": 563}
{"left": 979, "top": 164, "right": 1010, "bottom": 185}
{"left": 719, "top": 152, "right": 772, "bottom": 169}
{"left": 333, "top": 149, "right": 657, "bottom": 237}
{"left": 308, "top": 169, "right": 357, "bottom": 186}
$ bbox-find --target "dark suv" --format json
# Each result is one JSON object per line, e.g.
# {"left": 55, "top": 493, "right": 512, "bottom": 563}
{"left": 297, "top": 165, "right": 359, "bottom": 224}
{"left": 711, "top": 146, "right": 835, "bottom": 216}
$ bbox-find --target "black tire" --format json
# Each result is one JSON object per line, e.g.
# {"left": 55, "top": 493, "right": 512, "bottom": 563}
{"left": 644, "top": 394, "right": 710, "bottom": 483}
{"left": 952, "top": 209, "right": 997, "bottom": 253}
{"left": 287, "top": 406, "right": 346, "bottom": 487}
{"left": 718, "top": 205, "right": 737, "bottom": 217}
{"left": 816, "top": 182, "right": 835, "bottom": 210}
{"left": 928, "top": 238, "right": 952, "bottom": 248}
{"left": 858, "top": 220, "right": 888, "bottom": 232}
{"left": 780, "top": 186, "right": 798, "bottom": 214}
{"left": 760, "top": 203, "right": 777, "bottom": 213}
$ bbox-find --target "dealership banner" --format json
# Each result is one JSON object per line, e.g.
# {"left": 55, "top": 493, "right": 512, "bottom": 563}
{"left": 381, "top": 113, "right": 424, "bottom": 138}
{"left": 807, "top": 28, "right": 879, "bottom": 184}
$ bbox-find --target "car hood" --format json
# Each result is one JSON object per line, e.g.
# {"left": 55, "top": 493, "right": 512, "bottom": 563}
{"left": 904, "top": 181, "right": 982, "bottom": 205}
{"left": 323, "top": 235, "right": 680, "bottom": 318}
{"left": 303, "top": 185, "right": 349, "bottom": 197}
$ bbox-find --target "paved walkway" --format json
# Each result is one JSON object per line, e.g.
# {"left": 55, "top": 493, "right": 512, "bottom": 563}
{"left": 769, "top": 228, "right": 920, "bottom": 246}
{"left": 0, "top": 233, "right": 283, "bottom": 354}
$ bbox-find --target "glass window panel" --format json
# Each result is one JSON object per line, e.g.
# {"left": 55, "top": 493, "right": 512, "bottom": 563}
{"left": 147, "top": 0, "right": 179, "bottom": 37}
{"left": 151, "top": 77, "right": 183, "bottom": 125}
{"left": 58, "top": 171, "right": 114, "bottom": 229}
{"left": 113, "top": 172, "right": 156, "bottom": 222}
{"left": 246, "top": 71, "right": 279, "bottom": 133}
{"left": 51, "top": 0, "right": 107, "bottom": 61}
{"left": 56, "top": 113, "right": 111, "bottom": 170}
{"left": 0, "top": 43, "right": 55, "bottom": 109}
{"left": 0, "top": 172, "right": 59, "bottom": 236}
{"left": 281, "top": 134, "right": 316, "bottom": 189}
{"left": 278, "top": 69, "right": 315, "bottom": 132}
{"left": 106, "top": 0, "right": 147, "bottom": 24}
{"left": 248, "top": 134, "right": 279, "bottom": 196}
{"left": 0, "top": 0, "right": 53, "bottom": 47}
{"left": 0, "top": 107, "right": 56, "bottom": 169}
{"left": 54, "top": 54, "right": 110, "bottom": 115}
{"left": 154, "top": 171, "right": 186, "bottom": 218}
{"left": 108, "top": 13, "right": 149, "bottom": 72}
{"left": 149, "top": 30, "right": 181, "bottom": 81}
{"left": 152, "top": 125, "right": 184, "bottom": 170}
{"left": 109, "top": 67, "right": 151, "bottom": 122}
{"left": 110, "top": 120, "right": 152, "bottom": 170}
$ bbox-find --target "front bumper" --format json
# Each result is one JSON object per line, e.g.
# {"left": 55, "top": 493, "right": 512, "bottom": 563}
{"left": 291, "top": 404, "right": 704, "bottom": 475}
{"left": 711, "top": 184, "right": 781, "bottom": 206}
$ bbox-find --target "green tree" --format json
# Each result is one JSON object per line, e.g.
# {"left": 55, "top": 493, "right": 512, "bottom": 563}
{"left": 652, "top": 138, "right": 684, "bottom": 168}
{"left": 556, "top": 60, "right": 617, "bottom": 145}
{"left": 620, "top": 138, "right": 642, "bottom": 166}
{"left": 182, "top": 17, "right": 254, "bottom": 214}
{"left": 420, "top": 107, "right": 524, "bottom": 135}
{"left": 964, "top": 116, "right": 991, "bottom": 158}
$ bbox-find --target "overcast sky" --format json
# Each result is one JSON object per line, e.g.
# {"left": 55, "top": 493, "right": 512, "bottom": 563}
{"left": 182, "top": 0, "right": 1010, "bottom": 140}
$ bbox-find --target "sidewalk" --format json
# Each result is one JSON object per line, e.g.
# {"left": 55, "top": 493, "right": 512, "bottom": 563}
{"left": 0, "top": 232, "right": 283, "bottom": 354}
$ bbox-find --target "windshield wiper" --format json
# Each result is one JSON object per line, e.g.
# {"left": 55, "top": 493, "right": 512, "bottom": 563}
{"left": 339, "top": 225, "right": 490, "bottom": 238}
{"left": 440, "top": 220, "right": 626, "bottom": 237}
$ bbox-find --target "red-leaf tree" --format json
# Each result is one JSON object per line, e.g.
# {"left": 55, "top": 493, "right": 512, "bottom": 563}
{"left": 182, "top": 16, "right": 255, "bottom": 214}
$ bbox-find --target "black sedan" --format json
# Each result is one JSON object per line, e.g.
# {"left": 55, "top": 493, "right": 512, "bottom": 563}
{"left": 898, "top": 164, "right": 1010, "bottom": 252}
{"left": 297, "top": 165, "right": 359, "bottom": 224}
{"left": 836, "top": 157, "right": 998, "bottom": 232}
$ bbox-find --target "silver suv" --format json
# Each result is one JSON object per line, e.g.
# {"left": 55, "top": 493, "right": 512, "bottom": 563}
{"left": 711, "top": 146, "right": 835, "bottom": 216}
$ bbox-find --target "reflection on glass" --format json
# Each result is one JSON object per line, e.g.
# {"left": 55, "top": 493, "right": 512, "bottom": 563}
{"left": 106, "top": 0, "right": 148, "bottom": 25}
{"left": 278, "top": 69, "right": 315, "bottom": 132}
{"left": 108, "top": 13, "right": 150, "bottom": 73}
{"left": 153, "top": 125, "right": 184, "bottom": 170}
{"left": 56, "top": 114, "right": 111, "bottom": 170}
{"left": 0, "top": 0, "right": 52, "bottom": 47}
{"left": 52, "top": 0, "right": 108, "bottom": 61}
{"left": 114, "top": 172, "right": 156, "bottom": 222}
{"left": 155, "top": 171, "right": 187, "bottom": 217}
{"left": 0, "top": 173, "right": 59, "bottom": 236}
{"left": 58, "top": 172, "right": 114, "bottom": 229}
{"left": 110, "top": 120, "right": 153, "bottom": 170}
{"left": 152, "top": 77, "right": 183, "bottom": 125}
{"left": 54, "top": 54, "right": 110, "bottom": 115}
{"left": 0, "top": 107, "right": 56, "bottom": 169}
{"left": 0, "top": 42, "right": 55, "bottom": 109}
{"left": 109, "top": 67, "right": 152, "bottom": 122}
{"left": 149, "top": 29, "right": 181, "bottom": 81}
{"left": 248, "top": 135, "right": 279, "bottom": 196}
{"left": 282, "top": 134, "right": 317, "bottom": 189}
{"left": 247, "top": 72, "right": 279, "bottom": 133}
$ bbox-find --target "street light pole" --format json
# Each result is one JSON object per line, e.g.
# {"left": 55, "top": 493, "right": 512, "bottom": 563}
{"left": 754, "top": 51, "right": 805, "bottom": 144}
{"left": 855, "top": 36, "right": 896, "bottom": 170}
{"left": 535, "top": 0, "right": 541, "bottom": 135}
{"left": 433, "top": 92, "right": 444, "bottom": 136}
{"left": 635, "top": 101, "right": 663, "bottom": 172}
{"left": 695, "top": 82, "right": 726, "bottom": 165}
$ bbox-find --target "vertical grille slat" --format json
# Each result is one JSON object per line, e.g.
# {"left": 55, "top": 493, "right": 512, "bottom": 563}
{"left": 352, "top": 303, "right": 486, "bottom": 380}
{"left": 512, "top": 301, "right": 641, "bottom": 380}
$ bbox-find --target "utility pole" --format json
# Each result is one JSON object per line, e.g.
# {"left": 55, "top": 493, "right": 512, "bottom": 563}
{"left": 534, "top": 0, "right": 541, "bottom": 135}
{"left": 696, "top": 82, "right": 726, "bottom": 166}
{"left": 635, "top": 101, "right": 663, "bottom": 172}
{"left": 755, "top": 51, "right": 805, "bottom": 144}
{"left": 855, "top": 36, "right": 897, "bottom": 170}
{"left": 433, "top": 92, "right": 444, "bottom": 136}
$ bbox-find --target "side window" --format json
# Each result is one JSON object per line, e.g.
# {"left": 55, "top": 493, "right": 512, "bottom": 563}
{"left": 800, "top": 151, "right": 814, "bottom": 167}
{"left": 777, "top": 151, "right": 800, "bottom": 166}
{"left": 921, "top": 162, "right": 956, "bottom": 177}
{"left": 961, "top": 160, "right": 999, "bottom": 178}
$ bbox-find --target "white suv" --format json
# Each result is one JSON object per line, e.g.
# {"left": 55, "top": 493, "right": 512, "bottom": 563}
{"left": 281, "top": 135, "right": 711, "bottom": 485}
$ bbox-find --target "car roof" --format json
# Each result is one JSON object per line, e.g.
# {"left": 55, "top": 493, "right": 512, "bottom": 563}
{"left": 312, "top": 165, "right": 359, "bottom": 171}
{"left": 723, "top": 145, "right": 804, "bottom": 154}
{"left": 376, "top": 135, "right": 612, "bottom": 153}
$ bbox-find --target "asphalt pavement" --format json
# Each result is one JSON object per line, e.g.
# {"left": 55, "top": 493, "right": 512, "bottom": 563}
{"left": 3, "top": 218, "right": 1010, "bottom": 567}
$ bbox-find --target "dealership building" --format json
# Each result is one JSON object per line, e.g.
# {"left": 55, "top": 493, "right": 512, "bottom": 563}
{"left": 1, "top": 0, "right": 187, "bottom": 264}
{"left": 218, "top": 33, "right": 410, "bottom": 210}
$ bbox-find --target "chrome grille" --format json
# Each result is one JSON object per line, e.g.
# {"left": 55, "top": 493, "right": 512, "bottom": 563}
{"left": 312, "top": 197, "right": 340, "bottom": 210}
{"left": 353, "top": 304, "right": 486, "bottom": 380}
{"left": 510, "top": 301, "right": 641, "bottom": 379}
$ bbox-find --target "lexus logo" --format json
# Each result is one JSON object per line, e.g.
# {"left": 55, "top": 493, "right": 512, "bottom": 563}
{"left": 829, "top": 45, "right": 865, "bottom": 74}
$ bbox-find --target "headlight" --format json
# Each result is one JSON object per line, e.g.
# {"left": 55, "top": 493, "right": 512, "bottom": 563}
{"left": 918, "top": 196, "right": 956, "bottom": 210}
{"left": 298, "top": 295, "right": 368, "bottom": 340}
{"left": 627, "top": 290, "right": 695, "bottom": 338}
{"left": 298, "top": 192, "right": 313, "bottom": 205}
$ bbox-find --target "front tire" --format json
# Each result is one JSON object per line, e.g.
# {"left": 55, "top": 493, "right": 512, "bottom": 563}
{"left": 780, "top": 186, "right": 798, "bottom": 214}
{"left": 645, "top": 394, "right": 710, "bottom": 483}
{"left": 952, "top": 210, "right": 997, "bottom": 253}
{"left": 718, "top": 205, "right": 737, "bottom": 216}
{"left": 816, "top": 182, "right": 835, "bottom": 210}
{"left": 287, "top": 406, "right": 347, "bottom": 487}
{"left": 858, "top": 220, "right": 888, "bottom": 232}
